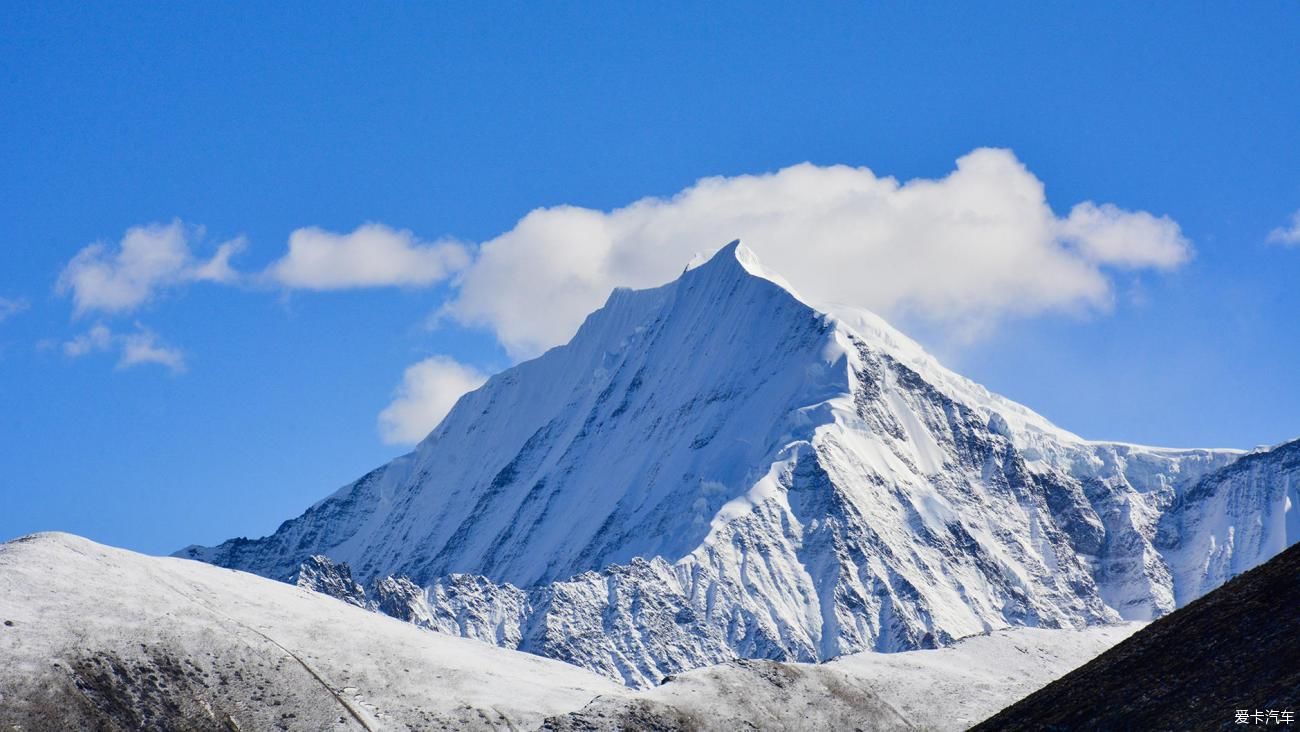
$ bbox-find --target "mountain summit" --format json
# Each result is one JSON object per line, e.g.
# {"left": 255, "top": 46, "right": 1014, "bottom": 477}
{"left": 180, "top": 242, "right": 1296, "bottom": 686}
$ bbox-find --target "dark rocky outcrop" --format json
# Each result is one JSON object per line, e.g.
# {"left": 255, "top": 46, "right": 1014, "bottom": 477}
{"left": 975, "top": 540, "right": 1300, "bottom": 731}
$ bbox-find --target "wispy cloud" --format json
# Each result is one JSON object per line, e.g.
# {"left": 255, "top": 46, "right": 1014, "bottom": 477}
{"left": 62, "top": 323, "right": 186, "bottom": 374}
{"left": 56, "top": 220, "right": 246, "bottom": 316}
{"left": 118, "top": 328, "right": 186, "bottom": 373}
{"left": 265, "top": 223, "right": 470, "bottom": 290}
{"left": 62, "top": 324, "right": 114, "bottom": 357}
{"left": 0, "top": 297, "right": 29, "bottom": 323}
{"left": 1266, "top": 210, "right": 1300, "bottom": 246}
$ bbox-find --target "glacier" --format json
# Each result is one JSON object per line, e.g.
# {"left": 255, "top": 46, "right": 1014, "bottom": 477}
{"left": 179, "top": 241, "right": 1298, "bottom": 687}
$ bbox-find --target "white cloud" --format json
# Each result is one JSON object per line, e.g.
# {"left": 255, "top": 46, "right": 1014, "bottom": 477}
{"left": 0, "top": 297, "right": 29, "bottom": 323}
{"left": 267, "top": 223, "right": 471, "bottom": 290}
{"left": 119, "top": 327, "right": 186, "bottom": 373}
{"left": 62, "top": 323, "right": 186, "bottom": 373}
{"left": 62, "top": 324, "right": 114, "bottom": 357}
{"left": 442, "top": 148, "right": 1193, "bottom": 359}
{"left": 190, "top": 237, "right": 247, "bottom": 282}
{"left": 378, "top": 356, "right": 488, "bottom": 444}
{"left": 56, "top": 220, "right": 246, "bottom": 315}
{"left": 1266, "top": 210, "right": 1300, "bottom": 246}
{"left": 1058, "top": 202, "right": 1190, "bottom": 268}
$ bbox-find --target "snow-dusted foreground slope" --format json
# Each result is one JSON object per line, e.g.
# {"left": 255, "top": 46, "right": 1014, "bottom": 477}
{"left": 0, "top": 533, "right": 1136, "bottom": 731}
{"left": 181, "top": 242, "right": 1296, "bottom": 687}
{"left": 827, "top": 624, "right": 1141, "bottom": 729}
{"left": 546, "top": 624, "right": 1141, "bottom": 731}
{"left": 0, "top": 533, "right": 622, "bottom": 731}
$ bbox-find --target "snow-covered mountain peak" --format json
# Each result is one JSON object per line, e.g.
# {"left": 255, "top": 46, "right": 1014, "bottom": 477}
{"left": 673, "top": 240, "right": 1080, "bottom": 450}
{"left": 179, "top": 241, "right": 1291, "bottom": 688}
{"left": 684, "top": 238, "right": 745, "bottom": 271}
{"left": 684, "top": 238, "right": 805, "bottom": 297}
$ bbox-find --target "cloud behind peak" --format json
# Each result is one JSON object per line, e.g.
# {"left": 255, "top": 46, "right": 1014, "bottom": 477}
{"left": 444, "top": 147, "right": 1192, "bottom": 358}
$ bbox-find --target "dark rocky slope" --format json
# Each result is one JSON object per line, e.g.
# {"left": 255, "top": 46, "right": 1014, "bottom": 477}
{"left": 975, "top": 537, "right": 1300, "bottom": 731}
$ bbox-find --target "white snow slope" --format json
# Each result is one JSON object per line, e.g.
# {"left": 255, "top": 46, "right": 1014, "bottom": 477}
{"left": 179, "top": 242, "right": 1297, "bottom": 687}
{"left": 548, "top": 624, "right": 1140, "bottom": 731}
{"left": 0, "top": 533, "right": 1137, "bottom": 732}
{"left": 0, "top": 532, "right": 621, "bottom": 731}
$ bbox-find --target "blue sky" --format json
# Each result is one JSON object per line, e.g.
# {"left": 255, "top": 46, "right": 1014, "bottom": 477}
{"left": 2, "top": 2, "right": 1298, "bottom": 555}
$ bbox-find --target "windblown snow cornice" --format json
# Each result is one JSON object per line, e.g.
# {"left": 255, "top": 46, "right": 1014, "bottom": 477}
{"left": 178, "top": 241, "right": 1295, "bottom": 687}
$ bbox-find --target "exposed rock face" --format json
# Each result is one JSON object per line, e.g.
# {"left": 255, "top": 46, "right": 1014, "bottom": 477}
{"left": 178, "top": 242, "right": 1293, "bottom": 687}
{"left": 293, "top": 554, "right": 367, "bottom": 608}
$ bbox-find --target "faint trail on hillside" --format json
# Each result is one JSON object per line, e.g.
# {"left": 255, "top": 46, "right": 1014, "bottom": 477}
{"left": 152, "top": 572, "right": 378, "bottom": 732}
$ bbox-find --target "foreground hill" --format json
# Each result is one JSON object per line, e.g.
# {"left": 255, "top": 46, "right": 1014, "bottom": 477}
{"left": 180, "top": 242, "right": 1298, "bottom": 686}
{"left": 975, "top": 533, "right": 1300, "bottom": 731}
{"left": 1, "top": 533, "right": 1133, "bottom": 731}
{"left": 0, "top": 533, "right": 621, "bottom": 731}
{"left": 545, "top": 624, "right": 1139, "bottom": 731}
